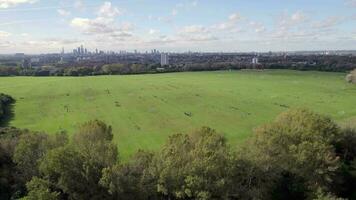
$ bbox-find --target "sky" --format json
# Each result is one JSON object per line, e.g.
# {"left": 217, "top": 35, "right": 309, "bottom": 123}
{"left": 0, "top": 0, "right": 356, "bottom": 54}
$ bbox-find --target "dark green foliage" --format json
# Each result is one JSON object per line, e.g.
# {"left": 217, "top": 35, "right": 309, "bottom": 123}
{"left": 0, "top": 127, "right": 29, "bottom": 199}
{"left": 73, "top": 120, "right": 117, "bottom": 167}
{"left": 100, "top": 150, "right": 155, "bottom": 200}
{"left": 151, "top": 127, "right": 232, "bottom": 200}
{"left": 13, "top": 132, "right": 68, "bottom": 183}
{"left": 0, "top": 93, "right": 14, "bottom": 107}
{"left": 39, "top": 146, "right": 91, "bottom": 199}
{"left": 0, "top": 93, "right": 14, "bottom": 123}
{"left": 1, "top": 109, "right": 355, "bottom": 200}
{"left": 26, "top": 120, "right": 117, "bottom": 200}
{"left": 241, "top": 109, "right": 342, "bottom": 199}
{"left": 22, "top": 177, "right": 59, "bottom": 200}
{"left": 332, "top": 128, "right": 356, "bottom": 199}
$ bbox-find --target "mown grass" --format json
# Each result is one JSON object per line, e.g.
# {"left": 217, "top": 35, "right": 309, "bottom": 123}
{"left": 0, "top": 70, "right": 355, "bottom": 159}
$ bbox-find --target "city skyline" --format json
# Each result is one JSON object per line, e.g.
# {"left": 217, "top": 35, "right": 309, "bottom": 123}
{"left": 0, "top": 0, "right": 356, "bottom": 54}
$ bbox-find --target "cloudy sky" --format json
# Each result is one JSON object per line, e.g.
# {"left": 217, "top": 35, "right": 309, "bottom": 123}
{"left": 0, "top": 0, "right": 356, "bottom": 53}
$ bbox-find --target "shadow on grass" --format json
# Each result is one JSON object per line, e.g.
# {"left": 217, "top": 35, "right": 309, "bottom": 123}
{"left": 0, "top": 100, "right": 15, "bottom": 127}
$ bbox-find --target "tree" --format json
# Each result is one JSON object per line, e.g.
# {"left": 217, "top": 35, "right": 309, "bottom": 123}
{"left": 73, "top": 120, "right": 118, "bottom": 169}
{"left": 332, "top": 127, "right": 356, "bottom": 199}
{"left": 151, "top": 127, "right": 232, "bottom": 200}
{"left": 100, "top": 150, "right": 155, "bottom": 200}
{"left": 39, "top": 146, "right": 90, "bottom": 200}
{"left": 345, "top": 69, "right": 356, "bottom": 83}
{"left": 0, "top": 93, "right": 14, "bottom": 122}
{"left": 13, "top": 132, "right": 68, "bottom": 183}
{"left": 22, "top": 177, "right": 59, "bottom": 200}
{"left": 313, "top": 189, "right": 346, "bottom": 200}
{"left": 242, "top": 109, "right": 341, "bottom": 199}
{"left": 26, "top": 120, "right": 118, "bottom": 200}
{"left": 0, "top": 127, "right": 28, "bottom": 199}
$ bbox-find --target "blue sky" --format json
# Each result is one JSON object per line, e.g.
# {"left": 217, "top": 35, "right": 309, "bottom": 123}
{"left": 0, "top": 0, "right": 356, "bottom": 53}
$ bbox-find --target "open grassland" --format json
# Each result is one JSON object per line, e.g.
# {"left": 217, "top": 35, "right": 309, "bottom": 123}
{"left": 0, "top": 70, "right": 355, "bottom": 158}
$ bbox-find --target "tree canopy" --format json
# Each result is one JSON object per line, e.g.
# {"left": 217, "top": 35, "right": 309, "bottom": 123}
{"left": 0, "top": 106, "right": 355, "bottom": 200}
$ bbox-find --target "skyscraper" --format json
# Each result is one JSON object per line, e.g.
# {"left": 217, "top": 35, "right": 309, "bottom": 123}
{"left": 252, "top": 57, "right": 259, "bottom": 64}
{"left": 161, "top": 53, "right": 169, "bottom": 66}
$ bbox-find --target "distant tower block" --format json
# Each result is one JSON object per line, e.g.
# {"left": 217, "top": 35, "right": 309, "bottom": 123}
{"left": 161, "top": 53, "right": 169, "bottom": 66}
{"left": 252, "top": 57, "right": 259, "bottom": 64}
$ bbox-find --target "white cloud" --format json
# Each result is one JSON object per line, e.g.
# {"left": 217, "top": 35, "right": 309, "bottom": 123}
{"left": 74, "top": 0, "right": 84, "bottom": 9}
{"left": 229, "top": 13, "right": 241, "bottom": 22}
{"left": 71, "top": 17, "right": 90, "bottom": 28}
{"left": 146, "top": 35, "right": 177, "bottom": 45}
{"left": 120, "top": 22, "right": 134, "bottom": 31}
{"left": 291, "top": 11, "right": 307, "bottom": 23}
{"left": 157, "top": 16, "right": 173, "bottom": 23}
{"left": 97, "top": 1, "right": 120, "bottom": 18}
{"left": 212, "top": 12, "right": 243, "bottom": 31}
{"left": 278, "top": 11, "right": 308, "bottom": 29}
{"left": 171, "top": 9, "right": 178, "bottom": 16}
{"left": 57, "top": 8, "right": 70, "bottom": 16}
{"left": 312, "top": 16, "right": 345, "bottom": 29}
{"left": 71, "top": 17, "right": 115, "bottom": 34}
{"left": 250, "top": 21, "right": 266, "bottom": 33}
{"left": 268, "top": 10, "right": 310, "bottom": 40}
{"left": 180, "top": 25, "right": 208, "bottom": 34}
{"left": 180, "top": 34, "right": 218, "bottom": 42}
{"left": 149, "top": 29, "right": 159, "bottom": 35}
{"left": 70, "top": 1, "right": 123, "bottom": 35}
{"left": 44, "top": 38, "right": 80, "bottom": 45}
{"left": 169, "top": 0, "right": 198, "bottom": 18}
{"left": 0, "top": 0, "right": 37, "bottom": 9}
{"left": 21, "top": 38, "right": 80, "bottom": 49}
{"left": 177, "top": 25, "right": 217, "bottom": 42}
{"left": 0, "top": 30, "right": 11, "bottom": 37}
{"left": 0, "top": 40, "right": 12, "bottom": 48}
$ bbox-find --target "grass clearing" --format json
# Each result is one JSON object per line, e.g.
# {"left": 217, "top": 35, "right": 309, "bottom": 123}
{"left": 1, "top": 70, "right": 355, "bottom": 159}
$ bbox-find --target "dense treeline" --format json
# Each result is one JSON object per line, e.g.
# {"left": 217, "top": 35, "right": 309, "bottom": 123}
{"left": 1, "top": 58, "right": 355, "bottom": 76}
{"left": 0, "top": 93, "right": 14, "bottom": 121}
{"left": 0, "top": 62, "right": 245, "bottom": 77}
{"left": 0, "top": 108, "right": 355, "bottom": 200}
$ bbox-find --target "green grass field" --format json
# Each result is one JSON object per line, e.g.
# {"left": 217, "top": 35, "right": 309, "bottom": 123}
{"left": 1, "top": 70, "right": 355, "bottom": 159}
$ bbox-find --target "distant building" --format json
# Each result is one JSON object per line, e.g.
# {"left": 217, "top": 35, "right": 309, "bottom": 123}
{"left": 252, "top": 57, "right": 259, "bottom": 64}
{"left": 14, "top": 53, "right": 25, "bottom": 58}
{"left": 22, "top": 58, "right": 31, "bottom": 68}
{"left": 161, "top": 53, "right": 169, "bottom": 66}
{"left": 152, "top": 49, "right": 160, "bottom": 54}
{"left": 30, "top": 58, "right": 40, "bottom": 63}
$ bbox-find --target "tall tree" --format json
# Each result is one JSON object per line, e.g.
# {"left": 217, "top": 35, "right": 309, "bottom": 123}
{"left": 241, "top": 109, "right": 341, "bottom": 199}
{"left": 27, "top": 120, "right": 118, "bottom": 200}
{"left": 100, "top": 150, "right": 155, "bottom": 200}
{"left": 151, "top": 127, "right": 232, "bottom": 200}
